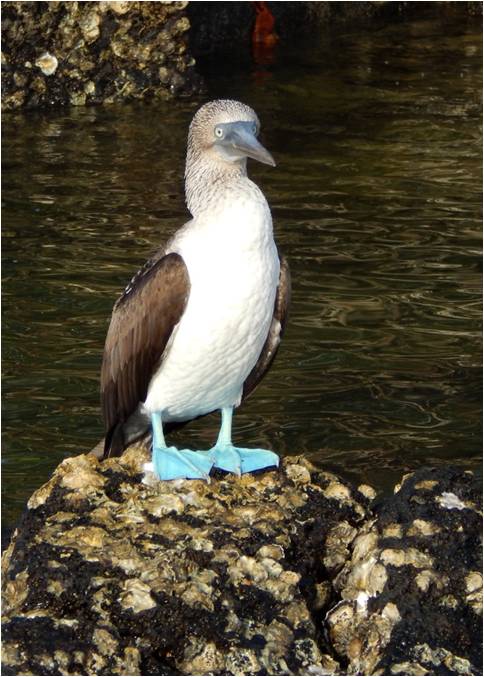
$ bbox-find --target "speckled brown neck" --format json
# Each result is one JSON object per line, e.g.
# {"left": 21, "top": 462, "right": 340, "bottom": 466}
{"left": 184, "top": 144, "right": 247, "bottom": 217}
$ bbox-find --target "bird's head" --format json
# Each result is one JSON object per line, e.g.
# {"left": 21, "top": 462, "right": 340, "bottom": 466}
{"left": 187, "top": 99, "right": 275, "bottom": 168}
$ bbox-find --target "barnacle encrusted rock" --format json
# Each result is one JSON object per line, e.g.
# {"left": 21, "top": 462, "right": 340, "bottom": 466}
{"left": 1, "top": 448, "right": 370, "bottom": 675}
{"left": 2, "top": 455, "right": 481, "bottom": 676}
{"left": 1, "top": 1, "right": 200, "bottom": 110}
{"left": 327, "top": 466, "right": 482, "bottom": 676}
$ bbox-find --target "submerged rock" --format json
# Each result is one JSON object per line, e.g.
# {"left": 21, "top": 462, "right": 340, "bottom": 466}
{"left": 2, "top": 450, "right": 481, "bottom": 676}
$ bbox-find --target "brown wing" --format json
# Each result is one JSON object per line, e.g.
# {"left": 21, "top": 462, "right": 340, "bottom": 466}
{"left": 242, "top": 254, "right": 291, "bottom": 400}
{"left": 101, "top": 252, "right": 190, "bottom": 457}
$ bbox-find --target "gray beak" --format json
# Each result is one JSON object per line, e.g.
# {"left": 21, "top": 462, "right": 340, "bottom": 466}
{"left": 215, "top": 121, "right": 276, "bottom": 167}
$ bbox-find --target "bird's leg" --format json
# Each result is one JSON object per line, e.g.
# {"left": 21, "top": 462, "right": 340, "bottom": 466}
{"left": 150, "top": 412, "right": 213, "bottom": 481}
{"left": 209, "top": 406, "right": 279, "bottom": 475}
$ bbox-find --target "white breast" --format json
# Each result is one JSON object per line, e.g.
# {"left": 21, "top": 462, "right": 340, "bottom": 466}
{"left": 143, "top": 179, "right": 280, "bottom": 421}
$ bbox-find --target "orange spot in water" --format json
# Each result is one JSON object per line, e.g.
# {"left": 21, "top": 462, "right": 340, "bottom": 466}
{"left": 252, "top": 1, "right": 278, "bottom": 68}
{"left": 252, "top": 1, "right": 278, "bottom": 46}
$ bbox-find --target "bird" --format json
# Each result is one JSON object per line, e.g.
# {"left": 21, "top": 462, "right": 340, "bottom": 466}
{"left": 100, "top": 99, "right": 291, "bottom": 481}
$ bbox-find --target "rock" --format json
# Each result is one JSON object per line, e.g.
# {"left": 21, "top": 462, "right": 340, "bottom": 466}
{"left": 2, "top": 453, "right": 481, "bottom": 675}
{"left": 327, "top": 466, "right": 482, "bottom": 675}
{"left": 1, "top": 448, "right": 370, "bottom": 675}
{"left": 34, "top": 52, "right": 58, "bottom": 76}
{"left": 1, "top": 1, "right": 200, "bottom": 110}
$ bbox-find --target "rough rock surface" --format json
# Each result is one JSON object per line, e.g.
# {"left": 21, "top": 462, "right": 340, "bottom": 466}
{"left": 328, "top": 466, "right": 483, "bottom": 676}
{"left": 2, "top": 449, "right": 481, "bottom": 676}
{"left": 1, "top": 448, "right": 368, "bottom": 675}
{"left": 1, "top": 1, "right": 200, "bottom": 111}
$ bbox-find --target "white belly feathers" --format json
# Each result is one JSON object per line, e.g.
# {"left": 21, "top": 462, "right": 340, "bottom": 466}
{"left": 143, "top": 182, "right": 280, "bottom": 421}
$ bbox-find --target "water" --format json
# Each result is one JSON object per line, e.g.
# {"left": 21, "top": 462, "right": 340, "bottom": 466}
{"left": 2, "top": 16, "right": 482, "bottom": 527}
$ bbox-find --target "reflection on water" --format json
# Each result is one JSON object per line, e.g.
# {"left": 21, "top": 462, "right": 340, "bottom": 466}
{"left": 2, "top": 16, "right": 482, "bottom": 525}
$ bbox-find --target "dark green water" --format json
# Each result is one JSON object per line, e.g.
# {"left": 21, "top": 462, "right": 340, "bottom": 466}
{"left": 2, "top": 16, "right": 482, "bottom": 526}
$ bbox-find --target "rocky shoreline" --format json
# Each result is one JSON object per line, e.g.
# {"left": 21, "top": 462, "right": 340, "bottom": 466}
{"left": 2, "top": 1, "right": 481, "bottom": 111}
{"left": 2, "top": 444, "right": 482, "bottom": 675}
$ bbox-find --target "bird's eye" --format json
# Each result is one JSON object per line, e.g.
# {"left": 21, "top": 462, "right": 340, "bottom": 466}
{"left": 252, "top": 123, "right": 258, "bottom": 135}
{"left": 214, "top": 126, "right": 224, "bottom": 139}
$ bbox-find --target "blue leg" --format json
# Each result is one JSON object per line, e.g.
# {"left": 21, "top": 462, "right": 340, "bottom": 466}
{"left": 209, "top": 407, "right": 279, "bottom": 475}
{"left": 151, "top": 413, "right": 213, "bottom": 481}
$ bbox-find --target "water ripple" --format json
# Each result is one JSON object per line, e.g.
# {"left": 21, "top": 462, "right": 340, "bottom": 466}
{"left": 2, "top": 17, "right": 482, "bottom": 524}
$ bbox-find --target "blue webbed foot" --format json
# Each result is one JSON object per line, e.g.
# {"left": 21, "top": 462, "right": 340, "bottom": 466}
{"left": 210, "top": 444, "right": 279, "bottom": 475}
{"left": 149, "top": 412, "right": 213, "bottom": 481}
{"left": 152, "top": 445, "right": 213, "bottom": 481}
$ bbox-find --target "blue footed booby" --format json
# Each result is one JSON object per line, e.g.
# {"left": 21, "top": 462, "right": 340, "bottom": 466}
{"left": 101, "top": 99, "right": 291, "bottom": 480}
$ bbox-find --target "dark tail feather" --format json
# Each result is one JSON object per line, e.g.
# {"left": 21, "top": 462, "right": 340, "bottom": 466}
{"left": 103, "top": 422, "right": 126, "bottom": 459}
